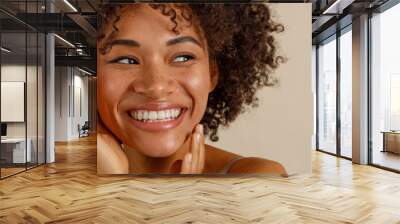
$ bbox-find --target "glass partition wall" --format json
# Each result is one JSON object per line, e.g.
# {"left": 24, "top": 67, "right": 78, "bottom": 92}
{"left": 0, "top": 1, "right": 46, "bottom": 179}
{"left": 370, "top": 2, "right": 400, "bottom": 171}
{"left": 316, "top": 26, "right": 352, "bottom": 159}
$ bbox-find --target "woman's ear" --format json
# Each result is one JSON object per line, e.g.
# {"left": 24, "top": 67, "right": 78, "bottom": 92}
{"left": 209, "top": 60, "right": 219, "bottom": 92}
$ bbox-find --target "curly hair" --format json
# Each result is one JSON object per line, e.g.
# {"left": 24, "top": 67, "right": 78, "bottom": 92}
{"left": 98, "top": 3, "right": 284, "bottom": 141}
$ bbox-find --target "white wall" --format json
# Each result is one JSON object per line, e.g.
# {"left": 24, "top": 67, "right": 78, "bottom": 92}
{"left": 1, "top": 65, "right": 39, "bottom": 137}
{"left": 54, "top": 67, "right": 89, "bottom": 141}
{"left": 1, "top": 82, "right": 25, "bottom": 122}
{"left": 55, "top": 66, "right": 68, "bottom": 141}
{"left": 1, "top": 64, "right": 46, "bottom": 164}
{"left": 71, "top": 73, "right": 89, "bottom": 138}
{"left": 1, "top": 65, "right": 26, "bottom": 139}
{"left": 207, "top": 4, "right": 313, "bottom": 174}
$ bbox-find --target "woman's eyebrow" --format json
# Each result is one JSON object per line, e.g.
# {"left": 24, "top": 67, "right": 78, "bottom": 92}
{"left": 107, "top": 39, "right": 140, "bottom": 48}
{"left": 166, "top": 36, "right": 203, "bottom": 48}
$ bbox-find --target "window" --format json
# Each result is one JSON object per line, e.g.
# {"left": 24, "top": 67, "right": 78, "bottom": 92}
{"left": 370, "top": 2, "right": 400, "bottom": 171}
{"left": 340, "top": 28, "right": 352, "bottom": 158}
{"left": 317, "top": 36, "right": 337, "bottom": 154}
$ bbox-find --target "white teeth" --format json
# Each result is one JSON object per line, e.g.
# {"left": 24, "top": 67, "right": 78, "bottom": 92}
{"left": 149, "top": 111, "right": 157, "bottom": 120}
{"left": 138, "top": 111, "right": 143, "bottom": 121}
{"left": 130, "top": 108, "right": 182, "bottom": 122}
{"left": 157, "top": 111, "right": 164, "bottom": 119}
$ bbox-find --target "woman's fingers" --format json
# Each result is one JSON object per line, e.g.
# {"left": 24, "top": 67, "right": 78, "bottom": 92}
{"left": 198, "top": 129, "right": 205, "bottom": 173}
{"left": 180, "top": 153, "right": 192, "bottom": 174}
{"left": 180, "top": 124, "right": 205, "bottom": 174}
{"left": 190, "top": 132, "right": 200, "bottom": 173}
{"left": 194, "top": 124, "right": 205, "bottom": 174}
{"left": 192, "top": 124, "right": 205, "bottom": 174}
{"left": 97, "top": 117, "right": 129, "bottom": 174}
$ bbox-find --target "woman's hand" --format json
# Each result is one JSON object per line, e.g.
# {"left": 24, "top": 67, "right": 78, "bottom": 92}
{"left": 180, "top": 124, "right": 205, "bottom": 174}
{"left": 97, "top": 117, "right": 129, "bottom": 174}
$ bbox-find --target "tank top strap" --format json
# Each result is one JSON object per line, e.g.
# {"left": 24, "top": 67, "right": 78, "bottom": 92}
{"left": 219, "top": 156, "right": 244, "bottom": 174}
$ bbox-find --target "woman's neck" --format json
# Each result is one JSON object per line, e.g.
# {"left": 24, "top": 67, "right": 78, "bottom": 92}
{"left": 122, "top": 137, "right": 191, "bottom": 174}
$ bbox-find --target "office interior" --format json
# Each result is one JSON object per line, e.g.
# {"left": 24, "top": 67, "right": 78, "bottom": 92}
{"left": 313, "top": 0, "right": 400, "bottom": 172}
{"left": 0, "top": 0, "right": 97, "bottom": 179}
{"left": 0, "top": 0, "right": 399, "bottom": 222}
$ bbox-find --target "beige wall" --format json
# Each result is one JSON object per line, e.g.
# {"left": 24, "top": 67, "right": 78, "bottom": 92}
{"left": 207, "top": 4, "right": 313, "bottom": 174}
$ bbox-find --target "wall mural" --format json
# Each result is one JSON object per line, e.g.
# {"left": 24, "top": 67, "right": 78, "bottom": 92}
{"left": 97, "top": 3, "right": 312, "bottom": 175}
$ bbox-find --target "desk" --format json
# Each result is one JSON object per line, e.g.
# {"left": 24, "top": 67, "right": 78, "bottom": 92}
{"left": 382, "top": 131, "right": 400, "bottom": 154}
{"left": 1, "top": 138, "right": 31, "bottom": 163}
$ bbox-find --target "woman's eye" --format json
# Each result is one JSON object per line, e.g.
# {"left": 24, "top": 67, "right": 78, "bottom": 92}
{"left": 110, "top": 57, "right": 139, "bottom": 64}
{"left": 172, "top": 55, "right": 195, "bottom": 63}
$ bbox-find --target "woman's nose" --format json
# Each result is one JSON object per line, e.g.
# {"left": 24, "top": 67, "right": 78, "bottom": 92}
{"left": 130, "top": 66, "right": 177, "bottom": 99}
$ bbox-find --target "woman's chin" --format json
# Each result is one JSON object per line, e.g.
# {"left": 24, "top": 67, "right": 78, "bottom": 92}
{"left": 122, "top": 127, "right": 191, "bottom": 158}
{"left": 139, "top": 145, "right": 179, "bottom": 158}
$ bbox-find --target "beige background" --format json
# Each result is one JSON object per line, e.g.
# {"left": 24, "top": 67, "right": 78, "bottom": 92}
{"left": 207, "top": 3, "right": 313, "bottom": 175}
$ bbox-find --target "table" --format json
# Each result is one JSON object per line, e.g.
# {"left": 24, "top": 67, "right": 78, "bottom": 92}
{"left": 1, "top": 138, "right": 32, "bottom": 164}
{"left": 381, "top": 131, "right": 400, "bottom": 154}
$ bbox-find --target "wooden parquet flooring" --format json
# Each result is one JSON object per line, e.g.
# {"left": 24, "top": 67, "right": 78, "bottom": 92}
{"left": 1, "top": 135, "right": 400, "bottom": 223}
{"left": 1, "top": 167, "right": 26, "bottom": 178}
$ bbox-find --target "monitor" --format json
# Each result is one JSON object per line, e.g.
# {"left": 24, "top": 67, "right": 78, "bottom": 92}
{"left": 1, "top": 123, "right": 7, "bottom": 137}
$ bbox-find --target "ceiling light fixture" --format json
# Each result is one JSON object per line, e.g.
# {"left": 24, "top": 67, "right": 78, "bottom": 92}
{"left": 322, "top": 0, "right": 355, "bottom": 15}
{"left": 1, "top": 47, "right": 11, "bottom": 53}
{"left": 77, "top": 67, "right": 93, "bottom": 76}
{"left": 63, "top": 0, "right": 78, "bottom": 12}
{"left": 323, "top": 0, "right": 342, "bottom": 14}
{"left": 54, "top": 34, "right": 75, "bottom": 48}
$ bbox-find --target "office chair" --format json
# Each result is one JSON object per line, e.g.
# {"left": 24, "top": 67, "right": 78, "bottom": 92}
{"left": 79, "top": 121, "right": 90, "bottom": 138}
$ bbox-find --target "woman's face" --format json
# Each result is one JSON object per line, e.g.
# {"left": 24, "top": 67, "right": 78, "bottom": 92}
{"left": 98, "top": 5, "right": 215, "bottom": 157}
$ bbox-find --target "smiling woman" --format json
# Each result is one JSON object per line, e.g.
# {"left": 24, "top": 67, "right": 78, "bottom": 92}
{"left": 96, "top": 3, "right": 287, "bottom": 175}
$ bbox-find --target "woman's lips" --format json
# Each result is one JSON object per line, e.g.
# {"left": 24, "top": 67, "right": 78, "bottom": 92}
{"left": 127, "top": 107, "right": 187, "bottom": 132}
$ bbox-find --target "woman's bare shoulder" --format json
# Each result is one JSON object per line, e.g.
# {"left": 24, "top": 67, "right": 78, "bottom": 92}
{"left": 203, "top": 144, "right": 240, "bottom": 173}
{"left": 228, "top": 157, "right": 287, "bottom": 176}
{"left": 204, "top": 144, "right": 239, "bottom": 158}
{"left": 204, "top": 145, "right": 287, "bottom": 176}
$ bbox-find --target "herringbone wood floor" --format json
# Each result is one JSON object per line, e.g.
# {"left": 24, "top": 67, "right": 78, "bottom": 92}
{"left": 1, "top": 136, "right": 400, "bottom": 224}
